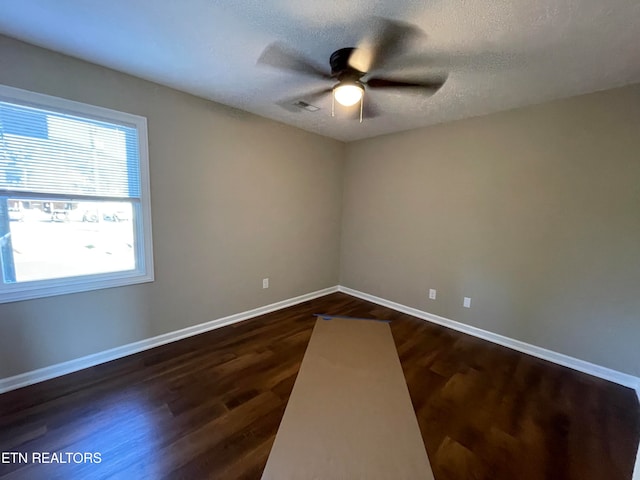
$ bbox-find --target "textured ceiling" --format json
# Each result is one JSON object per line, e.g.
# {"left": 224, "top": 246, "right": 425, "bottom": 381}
{"left": 1, "top": 0, "right": 639, "bottom": 142}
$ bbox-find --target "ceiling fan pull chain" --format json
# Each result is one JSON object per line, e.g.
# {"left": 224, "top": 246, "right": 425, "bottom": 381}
{"left": 360, "top": 95, "right": 364, "bottom": 123}
{"left": 331, "top": 94, "right": 335, "bottom": 117}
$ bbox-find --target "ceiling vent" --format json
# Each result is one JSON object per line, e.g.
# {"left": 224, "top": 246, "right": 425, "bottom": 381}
{"left": 292, "top": 100, "right": 320, "bottom": 112}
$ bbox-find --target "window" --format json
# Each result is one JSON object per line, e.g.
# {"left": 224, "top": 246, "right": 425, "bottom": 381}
{"left": 0, "top": 84, "right": 153, "bottom": 303}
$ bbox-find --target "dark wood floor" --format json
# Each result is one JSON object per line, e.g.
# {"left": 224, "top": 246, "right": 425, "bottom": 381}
{"left": 0, "top": 292, "right": 638, "bottom": 480}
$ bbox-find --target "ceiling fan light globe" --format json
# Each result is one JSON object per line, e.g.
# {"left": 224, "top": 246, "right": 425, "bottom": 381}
{"left": 333, "top": 84, "right": 364, "bottom": 106}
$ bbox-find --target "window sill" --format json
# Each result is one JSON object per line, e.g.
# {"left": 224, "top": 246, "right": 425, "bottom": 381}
{"left": 0, "top": 271, "right": 154, "bottom": 304}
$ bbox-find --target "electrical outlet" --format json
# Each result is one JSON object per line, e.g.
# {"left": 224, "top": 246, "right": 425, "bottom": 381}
{"left": 429, "top": 289, "right": 437, "bottom": 300}
{"left": 262, "top": 278, "right": 269, "bottom": 289}
{"left": 463, "top": 297, "right": 471, "bottom": 308}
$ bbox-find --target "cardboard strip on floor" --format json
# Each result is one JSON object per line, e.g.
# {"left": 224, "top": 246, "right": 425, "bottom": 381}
{"left": 261, "top": 316, "right": 434, "bottom": 480}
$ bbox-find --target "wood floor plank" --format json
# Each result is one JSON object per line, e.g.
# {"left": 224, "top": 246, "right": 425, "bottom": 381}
{"left": 0, "top": 292, "right": 637, "bottom": 480}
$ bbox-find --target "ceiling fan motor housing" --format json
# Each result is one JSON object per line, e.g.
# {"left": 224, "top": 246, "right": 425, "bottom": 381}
{"left": 330, "top": 47, "right": 364, "bottom": 80}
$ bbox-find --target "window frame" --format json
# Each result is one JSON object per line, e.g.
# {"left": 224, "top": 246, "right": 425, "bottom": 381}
{"left": 0, "top": 84, "right": 154, "bottom": 304}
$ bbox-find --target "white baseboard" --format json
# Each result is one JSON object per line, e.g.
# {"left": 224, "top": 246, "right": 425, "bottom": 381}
{"left": 2, "top": 284, "right": 638, "bottom": 396}
{"left": 0, "top": 286, "right": 339, "bottom": 394}
{"left": 338, "top": 286, "right": 640, "bottom": 392}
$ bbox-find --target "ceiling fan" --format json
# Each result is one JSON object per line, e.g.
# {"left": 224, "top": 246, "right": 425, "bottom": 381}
{"left": 257, "top": 17, "right": 447, "bottom": 122}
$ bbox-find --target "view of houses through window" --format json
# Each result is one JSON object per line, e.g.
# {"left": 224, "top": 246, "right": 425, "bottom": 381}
{"left": 6, "top": 198, "right": 135, "bottom": 282}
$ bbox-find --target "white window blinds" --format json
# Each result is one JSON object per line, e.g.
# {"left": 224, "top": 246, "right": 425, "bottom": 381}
{"left": 0, "top": 101, "right": 141, "bottom": 199}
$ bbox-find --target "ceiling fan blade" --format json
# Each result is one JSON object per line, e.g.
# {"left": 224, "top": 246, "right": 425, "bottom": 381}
{"left": 257, "top": 43, "right": 331, "bottom": 79}
{"left": 366, "top": 76, "right": 446, "bottom": 92}
{"left": 389, "top": 49, "right": 526, "bottom": 72}
{"left": 366, "top": 17, "right": 425, "bottom": 72}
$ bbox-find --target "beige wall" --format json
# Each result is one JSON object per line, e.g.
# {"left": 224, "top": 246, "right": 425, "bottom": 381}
{"left": 1, "top": 34, "right": 638, "bottom": 382}
{"left": 341, "top": 84, "right": 640, "bottom": 376}
{"left": 0, "top": 36, "right": 345, "bottom": 378}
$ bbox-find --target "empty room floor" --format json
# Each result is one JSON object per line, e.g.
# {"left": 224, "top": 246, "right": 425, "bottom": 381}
{"left": 0, "top": 292, "right": 638, "bottom": 479}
